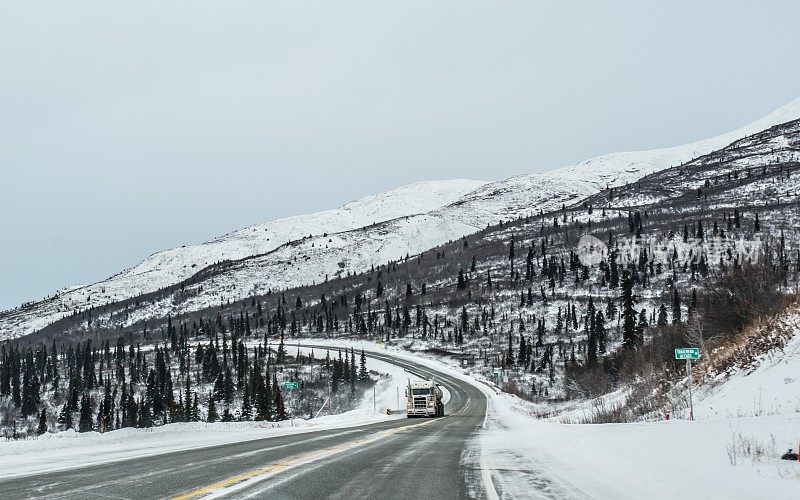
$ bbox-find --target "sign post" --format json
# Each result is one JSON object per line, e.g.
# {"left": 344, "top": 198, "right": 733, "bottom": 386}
{"left": 283, "top": 381, "right": 300, "bottom": 390}
{"left": 675, "top": 348, "right": 701, "bottom": 420}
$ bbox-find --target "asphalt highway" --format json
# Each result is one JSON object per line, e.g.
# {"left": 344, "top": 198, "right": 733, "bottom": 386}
{"left": 0, "top": 346, "right": 490, "bottom": 500}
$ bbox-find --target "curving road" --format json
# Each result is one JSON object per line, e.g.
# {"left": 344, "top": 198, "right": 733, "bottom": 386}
{"left": 0, "top": 347, "right": 490, "bottom": 500}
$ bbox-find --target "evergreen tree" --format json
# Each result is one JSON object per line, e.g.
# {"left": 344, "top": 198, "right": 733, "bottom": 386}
{"left": 276, "top": 333, "right": 286, "bottom": 364}
{"left": 37, "top": 408, "right": 48, "bottom": 435}
{"left": 595, "top": 310, "right": 607, "bottom": 354}
{"left": 256, "top": 373, "right": 272, "bottom": 421}
{"left": 509, "top": 236, "right": 515, "bottom": 276}
{"left": 79, "top": 394, "right": 93, "bottom": 432}
{"left": 213, "top": 372, "right": 225, "bottom": 401}
{"left": 221, "top": 406, "right": 234, "bottom": 422}
{"left": 672, "top": 289, "right": 682, "bottom": 325}
{"left": 207, "top": 394, "right": 218, "bottom": 422}
{"left": 57, "top": 401, "right": 73, "bottom": 431}
{"left": 191, "top": 393, "right": 200, "bottom": 422}
{"left": 358, "top": 349, "right": 368, "bottom": 381}
{"left": 635, "top": 309, "right": 648, "bottom": 346}
{"left": 223, "top": 367, "right": 234, "bottom": 405}
{"left": 138, "top": 398, "right": 152, "bottom": 428}
{"left": 657, "top": 304, "right": 669, "bottom": 326}
{"left": 272, "top": 375, "right": 287, "bottom": 421}
{"left": 241, "top": 384, "right": 253, "bottom": 421}
{"left": 620, "top": 271, "right": 638, "bottom": 352}
{"left": 457, "top": 269, "right": 466, "bottom": 290}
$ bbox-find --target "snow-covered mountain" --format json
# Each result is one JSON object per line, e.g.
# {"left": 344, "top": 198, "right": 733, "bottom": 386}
{"left": 3, "top": 97, "right": 800, "bottom": 341}
{"left": 0, "top": 179, "right": 487, "bottom": 339}
{"left": 106, "top": 179, "right": 488, "bottom": 294}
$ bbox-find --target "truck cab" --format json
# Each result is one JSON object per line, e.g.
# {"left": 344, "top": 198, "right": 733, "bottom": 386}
{"left": 406, "top": 380, "right": 444, "bottom": 418}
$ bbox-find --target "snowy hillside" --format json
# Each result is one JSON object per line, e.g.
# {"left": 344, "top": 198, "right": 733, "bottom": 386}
{"left": 480, "top": 309, "right": 800, "bottom": 499}
{"left": 0, "top": 180, "right": 486, "bottom": 339}
{"left": 122, "top": 178, "right": 488, "bottom": 287}
{"left": 4, "top": 97, "right": 800, "bottom": 341}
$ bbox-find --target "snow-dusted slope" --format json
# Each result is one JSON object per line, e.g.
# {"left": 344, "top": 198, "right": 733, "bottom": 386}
{"left": 0, "top": 180, "right": 487, "bottom": 339}
{"left": 4, "top": 97, "right": 800, "bottom": 340}
{"left": 110, "top": 179, "right": 487, "bottom": 289}
{"left": 551, "top": 96, "right": 800, "bottom": 186}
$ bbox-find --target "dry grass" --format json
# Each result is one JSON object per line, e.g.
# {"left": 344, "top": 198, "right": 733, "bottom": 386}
{"left": 699, "top": 298, "right": 799, "bottom": 384}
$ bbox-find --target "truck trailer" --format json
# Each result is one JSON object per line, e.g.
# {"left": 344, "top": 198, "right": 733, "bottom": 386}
{"left": 405, "top": 379, "right": 444, "bottom": 418}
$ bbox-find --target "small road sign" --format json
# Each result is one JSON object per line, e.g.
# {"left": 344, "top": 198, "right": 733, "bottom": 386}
{"left": 675, "top": 347, "right": 700, "bottom": 420}
{"left": 283, "top": 381, "right": 300, "bottom": 390}
{"left": 675, "top": 348, "right": 701, "bottom": 360}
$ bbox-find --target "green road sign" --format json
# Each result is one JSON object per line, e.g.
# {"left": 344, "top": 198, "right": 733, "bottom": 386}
{"left": 675, "top": 348, "right": 701, "bottom": 360}
{"left": 283, "top": 381, "right": 300, "bottom": 390}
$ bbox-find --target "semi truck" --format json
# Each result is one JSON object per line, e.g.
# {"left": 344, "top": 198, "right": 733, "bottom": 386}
{"left": 405, "top": 379, "right": 444, "bottom": 417}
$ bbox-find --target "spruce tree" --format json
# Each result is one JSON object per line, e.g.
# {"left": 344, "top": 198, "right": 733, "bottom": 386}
{"left": 349, "top": 348, "right": 357, "bottom": 382}
{"left": 595, "top": 310, "right": 607, "bottom": 354}
{"left": 636, "top": 309, "right": 648, "bottom": 346}
{"left": 672, "top": 289, "right": 682, "bottom": 324}
{"left": 213, "top": 372, "right": 225, "bottom": 401}
{"left": 37, "top": 408, "right": 48, "bottom": 435}
{"left": 272, "top": 375, "right": 286, "bottom": 421}
{"left": 457, "top": 269, "right": 466, "bottom": 289}
{"left": 620, "top": 271, "right": 637, "bottom": 352}
{"left": 241, "top": 384, "right": 253, "bottom": 421}
{"left": 506, "top": 332, "right": 515, "bottom": 366}
{"left": 79, "top": 394, "right": 93, "bottom": 432}
{"left": 221, "top": 406, "right": 233, "bottom": 422}
{"left": 207, "top": 394, "right": 218, "bottom": 422}
{"left": 358, "top": 349, "right": 368, "bottom": 381}
{"left": 191, "top": 393, "right": 200, "bottom": 422}
{"left": 57, "top": 401, "right": 72, "bottom": 431}
{"left": 509, "top": 236, "right": 515, "bottom": 276}
{"left": 657, "top": 304, "right": 668, "bottom": 326}
{"left": 256, "top": 374, "right": 272, "bottom": 421}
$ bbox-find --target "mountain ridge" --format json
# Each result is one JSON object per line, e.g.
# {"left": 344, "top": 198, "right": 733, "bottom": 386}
{"left": 3, "top": 96, "right": 800, "bottom": 341}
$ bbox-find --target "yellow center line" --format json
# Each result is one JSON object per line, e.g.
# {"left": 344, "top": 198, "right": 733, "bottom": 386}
{"left": 171, "top": 418, "right": 440, "bottom": 500}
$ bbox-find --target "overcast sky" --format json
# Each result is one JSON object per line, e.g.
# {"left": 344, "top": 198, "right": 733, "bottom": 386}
{"left": 1, "top": 1, "right": 799, "bottom": 310}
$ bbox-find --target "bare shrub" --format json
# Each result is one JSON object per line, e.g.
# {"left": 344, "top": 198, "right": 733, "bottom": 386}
{"left": 726, "top": 429, "right": 777, "bottom": 466}
{"left": 700, "top": 259, "right": 785, "bottom": 341}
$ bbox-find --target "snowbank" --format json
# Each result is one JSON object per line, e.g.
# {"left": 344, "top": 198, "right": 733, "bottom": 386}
{"left": 299, "top": 337, "right": 800, "bottom": 499}
{"left": 479, "top": 329, "right": 800, "bottom": 499}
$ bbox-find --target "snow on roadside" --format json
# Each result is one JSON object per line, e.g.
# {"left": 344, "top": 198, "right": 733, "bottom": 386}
{"left": 693, "top": 329, "right": 800, "bottom": 419}
{"left": 479, "top": 328, "right": 800, "bottom": 500}
{"left": 0, "top": 354, "right": 409, "bottom": 481}
{"left": 298, "top": 337, "right": 800, "bottom": 499}
{"left": 0, "top": 341, "right": 454, "bottom": 481}
{"left": 483, "top": 395, "right": 800, "bottom": 499}
{"left": 0, "top": 412, "right": 405, "bottom": 481}
{"left": 4, "top": 334, "right": 798, "bottom": 498}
